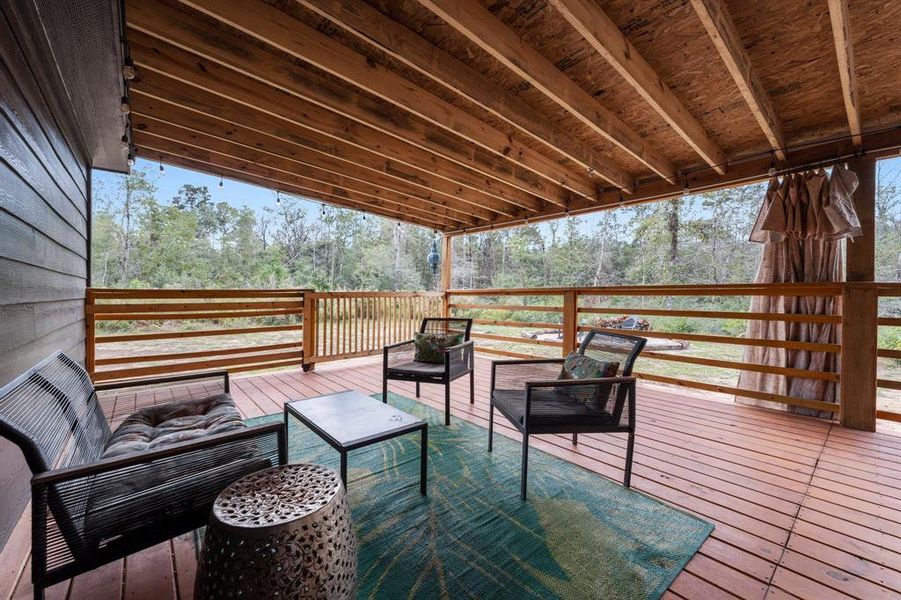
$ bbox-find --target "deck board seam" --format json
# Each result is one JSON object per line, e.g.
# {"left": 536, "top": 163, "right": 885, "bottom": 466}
{"left": 764, "top": 420, "right": 834, "bottom": 598}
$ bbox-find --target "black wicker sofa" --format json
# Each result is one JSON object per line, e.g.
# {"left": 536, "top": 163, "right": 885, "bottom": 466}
{"left": 0, "top": 351, "right": 286, "bottom": 600}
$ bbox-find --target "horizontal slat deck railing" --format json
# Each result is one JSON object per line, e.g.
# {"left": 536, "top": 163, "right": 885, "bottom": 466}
{"left": 86, "top": 288, "right": 308, "bottom": 381}
{"left": 875, "top": 283, "right": 901, "bottom": 422}
{"left": 447, "top": 283, "right": 844, "bottom": 415}
{"left": 303, "top": 291, "right": 444, "bottom": 365}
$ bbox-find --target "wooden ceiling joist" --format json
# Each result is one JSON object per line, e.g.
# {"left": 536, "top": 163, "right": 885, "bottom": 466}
{"left": 127, "top": 33, "right": 528, "bottom": 221}
{"left": 298, "top": 0, "right": 635, "bottom": 193}
{"left": 549, "top": 0, "right": 726, "bottom": 174}
{"left": 130, "top": 89, "right": 490, "bottom": 225}
{"left": 131, "top": 100, "right": 479, "bottom": 226}
{"left": 690, "top": 0, "right": 787, "bottom": 161}
{"left": 182, "top": 0, "right": 604, "bottom": 204}
{"left": 127, "top": 0, "right": 571, "bottom": 212}
{"left": 827, "top": 0, "right": 863, "bottom": 146}
{"left": 415, "top": 0, "right": 677, "bottom": 184}
{"left": 137, "top": 135, "right": 459, "bottom": 230}
{"left": 152, "top": 151, "right": 454, "bottom": 232}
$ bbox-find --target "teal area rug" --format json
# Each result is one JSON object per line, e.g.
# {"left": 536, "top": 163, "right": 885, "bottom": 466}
{"left": 249, "top": 392, "right": 712, "bottom": 599}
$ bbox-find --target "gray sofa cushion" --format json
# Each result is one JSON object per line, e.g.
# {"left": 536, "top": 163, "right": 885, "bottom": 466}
{"left": 102, "top": 394, "right": 245, "bottom": 458}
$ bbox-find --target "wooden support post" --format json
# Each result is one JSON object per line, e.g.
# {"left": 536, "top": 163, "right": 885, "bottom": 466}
{"left": 440, "top": 234, "right": 452, "bottom": 317}
{"left": 302, "top": 291, "right": 317, "bottom": 371}
{"left": 562, "top": 290, "right": 578, "bottom": 356}
{"left": 841, "top": 156, "right": 876, "bottom": 430}
{"left": 85, "top": 289, "right": 95, "bottom": 375}
{"left": 840, "top": 283, "right": 877, "bottom": 430}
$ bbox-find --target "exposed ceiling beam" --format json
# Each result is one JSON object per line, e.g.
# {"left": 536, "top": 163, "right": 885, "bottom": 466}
{"left": 549, "top": 0, "right": 726, "bottom": 174}
{"left": 130, "top": 87, "right": 488, "bottom": 225}
{"left": 136, "top": 135, "right": 458, "bottom": 230}
{"left": 298, "top": 0, "right": 635, "bottom": 193}
{"left": 827, "top": 0, "right": 862, "bottom": 145}
{"left": 415, "top": 0, "right": 677, "bottom": 184}
{"left": 127, "top": 31, "right": 528, "bottom": 220}
{"left": 178, "top": 0, "right": 596, "bottom": 205}
{"left": 131, "top": 99, "right": 479, "bottom": 226}
{"left": 451, "top": 127, "right": 901, "bottom": 234}
{"left": 690, "top": 0, "right": 787, "bottom": 161}
{"left": 126, "top": 2, "right": 549, "bottom": 214}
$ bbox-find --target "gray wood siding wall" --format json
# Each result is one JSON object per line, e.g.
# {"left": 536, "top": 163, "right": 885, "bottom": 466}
{"left": 0, "top": 7, "right": 90, "bottom": 553}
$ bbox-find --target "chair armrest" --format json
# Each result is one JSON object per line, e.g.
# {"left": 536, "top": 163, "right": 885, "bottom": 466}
{"left": 384, "top": 339, "right": 416, "bottom": 351}
{"left": 94, "top": 370, "right": 230, "bottom": 394}
{"left": 524, "top": 377, "right": 636, "bottom": 425}
{"left": 445, "top": 340, "right": 475, "bottom": 378}
{"left": 491, "top": 359, "right": 565, "bottom": 394}
{"left": 32, "top": 422, "right": 284, "bottom": 486}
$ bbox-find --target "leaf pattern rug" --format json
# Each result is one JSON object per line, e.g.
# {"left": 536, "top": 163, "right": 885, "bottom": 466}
{"left": 247, "top": 392, "right": 713, "bottom": 599}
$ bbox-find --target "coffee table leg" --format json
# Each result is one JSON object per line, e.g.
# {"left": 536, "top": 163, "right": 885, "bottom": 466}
{"left": 420, "top": 426, "right": 428, "bottom": 495}
{"left": 340, "top": 451, "right": 348, "bottom": 487}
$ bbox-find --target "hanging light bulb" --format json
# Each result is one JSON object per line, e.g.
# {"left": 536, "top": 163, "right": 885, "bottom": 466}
{"left": 120, "top": 134, "right": 129, "bottom": 151}
{"left": 122, "top": 58, "right": 136, "bottom": 81}
{"left": 218, "top": 175, "right": 223, "bottom": 188}
{"left": 682, "top": 179, "right": 690, "bottom": 196}
{"left": 119, "top": 96, "right": 130, "bottom": 115}
{"left": 276, "top": 190, "right": 281, "bottom": 204}
{"left": 158, "top": 156, "right": 164, "bottom": 173}
{"left": 126, "top": 154, "right": 135, "bottom": 168}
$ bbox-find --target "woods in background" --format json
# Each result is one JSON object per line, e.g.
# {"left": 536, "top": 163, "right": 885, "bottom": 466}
{"left": 92, "top": 162, "right": 900, "bottom": 293}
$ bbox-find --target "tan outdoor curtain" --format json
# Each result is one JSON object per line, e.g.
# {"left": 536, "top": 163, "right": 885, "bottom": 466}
{"left": 738, "top": 165, "right": 861, "bottom": 416}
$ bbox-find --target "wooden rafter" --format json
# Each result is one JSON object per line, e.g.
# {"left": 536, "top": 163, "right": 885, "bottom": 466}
{"left": 137, "top": 137, "right": 458, "bottom": 230}
{"left": 126, "top": 1, "right": 549, "bottom": 214}
{"left": 415, "top": 0, "right": 678, "bottom": 184}
{"left": 131, "top": 99, "right": 479, "bottom": 226}
{"left": 690, "top": 0, "right": 787, "bottom": 161}
{"left": 298, "top": 0, "right": 635, "bottom": 193}
{"left": 550, "top": 0, "right": 726, "bottom": 174}
{"left": 827, "top": 0, "right": 862, "bottom": 145}
{"left": 129, "top": 87, "right": 490, "bottom": 225}
{"left": 177, "top": 0, "right": 594, "bottom": 206}
{"left": 127, "top": 31, "right": 528, "bottom": 220}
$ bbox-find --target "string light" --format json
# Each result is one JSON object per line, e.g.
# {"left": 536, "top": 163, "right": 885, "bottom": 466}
{"left": 119, "top": 96, "right": 130, "bottom": 115}
{"left": 122, "top": 58, "right": 135, "bottom": 81}
{"left": 120, "top": 134, "right": 129, "bottom": 151}
{"left": 218, "top": 175, "right": 223, "bottom": 188}
{"left": 682, "top": 178, "right": 690, "bottom": 196}
{"left": 767, "top": 151, "right": 777, "bottom": 177}
{"left": 126, "top": 154, "right": 135, "bottom": 168}
{"left": 158, "top": 156, "right": 164, "bottom": 173}
{"left": 276, "top": 190, "right": 281, "bottom": 204}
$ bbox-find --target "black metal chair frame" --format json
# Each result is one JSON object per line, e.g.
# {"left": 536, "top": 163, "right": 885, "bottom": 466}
{"left": 382, "top": 318, "right": 474, "bottom": 426}
{"left": 0, "top": 352, "right": 287, "bottom": 600}
{"left": 488, "top": 330, "right": 646, "bottom": 499}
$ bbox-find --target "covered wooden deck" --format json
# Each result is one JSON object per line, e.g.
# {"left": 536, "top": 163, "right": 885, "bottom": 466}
{"left": 10, "top": 355, "right": 901, "bottom": 600}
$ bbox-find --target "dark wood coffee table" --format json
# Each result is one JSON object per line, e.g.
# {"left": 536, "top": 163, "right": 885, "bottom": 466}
{"left": 284, "top": 390, "right": 427, "bottom": 495}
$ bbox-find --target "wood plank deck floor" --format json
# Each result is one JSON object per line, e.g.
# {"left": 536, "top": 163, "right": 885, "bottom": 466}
{"left": 10, "top": 355, "right": 901, "bottom": 600}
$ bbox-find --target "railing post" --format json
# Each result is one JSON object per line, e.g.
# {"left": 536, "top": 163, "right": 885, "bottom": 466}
{"left": 840, "top": 156, "right": 876, "bottom": 430}
{"left": 562, "top": 290, "right": 578, "bottom": 356}
{"left": 302, "top": 291, "right": 317, "bottom": 372}
{"left": 85, "top": 289, "right": 95, "bottom": 375}
{"left": 840, "top": 282, "right": 877, "bottom": 430}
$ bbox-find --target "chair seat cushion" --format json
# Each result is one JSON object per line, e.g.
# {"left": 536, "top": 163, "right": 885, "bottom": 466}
{"left": 492, "top": 388, "right": 614, "bottom": 428}
{"left": 102, "top": 394, "right": 245, "bottom": 458}
{"left": 387, "top": 360, "right": 447, "bottom": 377}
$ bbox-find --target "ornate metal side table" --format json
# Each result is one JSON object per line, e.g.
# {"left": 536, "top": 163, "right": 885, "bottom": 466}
{"left": 195, "top": 463, "right": 357, "bottom": 599}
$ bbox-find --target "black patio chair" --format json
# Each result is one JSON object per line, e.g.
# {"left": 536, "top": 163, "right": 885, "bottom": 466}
{"left": 383, "top": 318, "right": 474, "bottom": 426}
{"left": 489, "top": 329, "right": 646, "bottom": 499}
{"left": 0, "top": 352, "right": 286, "bottom": 600}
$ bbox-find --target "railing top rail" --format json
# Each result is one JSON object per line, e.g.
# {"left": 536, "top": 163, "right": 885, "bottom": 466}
{"left": 88, "top": 288, "right": 310, "bottom": 300}
{"left": 448, "top": 282, "right": 844, "bottom": 297}
{"left": 307, "top": 291, "right": 444, "bottom": 298}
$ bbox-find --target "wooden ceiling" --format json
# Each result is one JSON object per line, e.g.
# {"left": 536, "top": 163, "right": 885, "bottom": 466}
{"left": 124, "top": 0, "right": 901, "bottom": 233}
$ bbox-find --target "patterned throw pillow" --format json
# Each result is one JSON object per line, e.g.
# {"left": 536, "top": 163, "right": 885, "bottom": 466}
{"left": 414, "top": 332, "right": 464, "bottom": 364}
{"left": 556, "top": 352, "right": 620, "bottom": 408}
